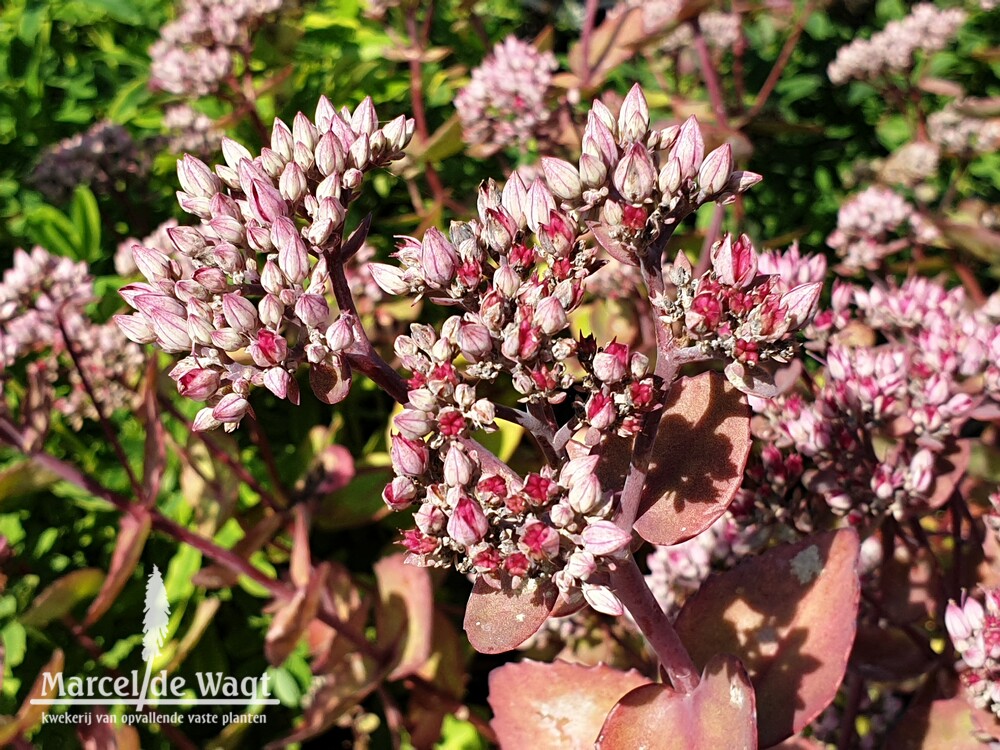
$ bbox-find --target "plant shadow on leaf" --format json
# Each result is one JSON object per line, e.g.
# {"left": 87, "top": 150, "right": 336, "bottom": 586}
{"left": 675, "top": 529, "right": 860, "bottom": 747}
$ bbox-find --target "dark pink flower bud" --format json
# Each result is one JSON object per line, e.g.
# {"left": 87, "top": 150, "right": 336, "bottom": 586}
{"left": 586, "top": 392, "right": 617, "bottom": 430}
{"left": 446, "top": 497, "right": 488, "bottom": 547}
{"left": 383, "top": 476, "right": 418, "bottom": 511}
{"left": 581, "top": 520, "right": 631, "bottom": 555}
{"left": 222, "top": 293, "right": 259, "bottom": 334}
{"left": 212, "top": 393, "right": 250, "bottom": 424}
{"left": 617, "top": 83, "right": 649, "bottom": 142}
{"left": 688, "top": 293, "right": 724, "bottom": 333}
{"left": 540, "top": 157, "right": 582, "bottom": 201}
{"left": 250, "top": 330, "right": 288, "bottom": 367}
{"left": 613, "top": 142, "right": 656, "bottom": 204}
{"left": 712, "top": 233, "right": 758, "bottom": 288}
{"left": 295, "top": 293, "right": 329, "bottom": 328}
{"left": 391, "top": 434, "right": 429, "bottom": 477}
{"left": 177, "top": 368, "right": 220, "bottom": 401}
{"left": 420, "top": 228, "right": 458, "bottom": 288}
{"left": 519, "top": 522, "right": 560, "bottom": 559}
{"left": 698, "top": 143, "right": 733, "bottom": 196}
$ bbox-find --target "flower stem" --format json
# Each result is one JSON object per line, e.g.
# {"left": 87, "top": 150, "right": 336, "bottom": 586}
{"left": 610, "top": 556, "right": 699, "bottom": 692}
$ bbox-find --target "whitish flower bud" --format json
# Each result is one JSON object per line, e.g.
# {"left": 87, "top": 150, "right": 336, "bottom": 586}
{"left": 457, "top": 321, "right": 493, "bottom": 361}
{"left": 781, "top": 282, "right": 823, "bottom": 331}
{"left": 698, "top": 143, "right": 733, "bottom": 196}
{"left": 210, "top": 327, "right": 245, "bottom": 352}
{"left": 295, "top": 294, "right": 329, "bottom": 328}
{"left": 420, "top": 227, "right": 458, "bottom": 288}
{"left": 394, "top": 409, "right": 434, "bottom": 439}
{"left": 493, "top": 263, "right": 520, "bottom": 299}
{"left": 114, "top": 313, "right": 156, "bottom": 344}
{"left": 272, "top": 217, "right": 310, "bottom": 284}
{"left": 132, "top": 245, "right": 172, "bottom": 284}
{"left": 278, "top": 162, "right": 308, "bottom": 202}
{"left": 658, "top": 157, "right": 683, "bottom": 197}
{"left": 248, "top": 179, "right": 288, "bottom": 225}
{"left": 578, "top": 153, "right": 608, "bottom": 189}
{"left": 258, "top": 294, "right": 284, "bottom": 329}
{"left": 533, "top": 295, "right": 569, "bottom": 335}
{"left": 550, "top": 502, "right": 575, "bottom": 528}
{"left": 221, "top": 137, "right": 253, "bottom": 171}
{"left": 178, "top": 155, "right": 221, "bottom": 199}
{"left": 148, "top": 309, "right": 192, "bottom": 352}
{"left": 946, "top": 600, "right": 972, "bottom": 640}
{"left": 271, "top": 118, "right": 294, "bottom": 160}
{"left": 443, "top": 444, "right": 475, "bottom": 486}
{"left": 583, "top": 584, "right": 624, "bottom": 616}
{"left": 581, "top": 520, "right": 631, "bottom": 555}
{"left": 672, "top": 116, "right": 705, "bottom": 180}
{"left": 617, "top": 83, "right": 650, "bottom": 142}
{"left": 222, "top": 293, "right": 259, "bottom": 334}
{"left": 593, "top": 342, "right": 629, "bottom": 383}
{"left": 315, "top": 132, "right": 345, "bottom": 176}
{"left": 568, "top": 474, "right": 602, "bottom": 514}
{"left": 566, "top": 550, "right": 597, "bottom": 580}
{"left": 525, "top": 180, "right": 556, "bottom": 234}
{"left": 192, "top": 407, "right": 222, "bottom": 432}
{"left": 213, "top": 393, "right": 250, "bottom": 424}
{"left": 541, "top": 157, "right": 582, "bottom": 201}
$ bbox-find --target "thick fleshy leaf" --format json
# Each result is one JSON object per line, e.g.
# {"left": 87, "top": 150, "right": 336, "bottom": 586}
{"left": 374, "top": 553, "right": 434, "bottom": 680}
{"left": 489, "top": 660, "right": 649, "bottom": 749}
{"left": 84, "top": 511, "right": 152, "bottom": 627}
{"left": 264, "top": 563, "right": 328, "bottom": 666}
{"left": 464, "top": 576, "right": 557, "bottom": 654}
{"left": 675, "top": 529, "right": 861, "bottom": 747}
{"left": 634, "top": 372, "right": 751, "bottom": 545}
{"left": 309, "top": 358, "right": 352, "bottom": 404}
{"left": 888, "top": 697, "right": 989, "bottom": 749}
{"left": 596, "top": 655, "right": 756, "bottom": 750}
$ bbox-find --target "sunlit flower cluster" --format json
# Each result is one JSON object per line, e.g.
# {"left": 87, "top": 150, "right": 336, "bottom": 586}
{"left": 115, "top": 96, "right": 415, "bottom": 431}
{"left": 947, "top": 589, "right": 1000, "bottom": 717}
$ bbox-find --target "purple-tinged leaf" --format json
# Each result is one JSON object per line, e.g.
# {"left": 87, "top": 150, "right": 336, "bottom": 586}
{"left": 596, "top": 655, "right": 756, "bottom": 750}
{"left": 84, "top": 511, "right": 152, "bottom": 627}
{"left": 374, "top": 553, "right": 434, "bottom": 680}
{"left": 888, "top": 696, "right": 991, "bottom": 749}
{"left": 0, "top": 650, "right": 65, "bottom": 744}
{"left": 489, "top": 660, "right": 649, "bottom": 749}
{"left": 464, "top": 575, "right": 556, "bottom": 654}
{"left": 634, "top": 372, "right": 751, "bottom": 545}
{"left": 310, "top": 357, "right": 352, "bottom": 404}
{"left": 264, "top": 563, "right": 328, "bottom": 667}
{"left": 675, "top": 529, "right": 861, "bottom": 747}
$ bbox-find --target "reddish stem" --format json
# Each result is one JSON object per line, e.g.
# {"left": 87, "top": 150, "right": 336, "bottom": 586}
{"left": 691, "top": 19, "right": 728, "bottom": 126}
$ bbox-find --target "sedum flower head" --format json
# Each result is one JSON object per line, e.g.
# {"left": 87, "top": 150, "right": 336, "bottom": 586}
{"left": 116, "top": 96, "right": 415, "bottom": 431}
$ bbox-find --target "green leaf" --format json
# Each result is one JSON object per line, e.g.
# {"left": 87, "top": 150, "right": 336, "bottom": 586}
{"left": 70, "top": 186, "right": 101, "bottom": 262}
{"left": 0, "top": 461, "right": 59, "bottom": 507}
{"left": 435, "top": 714, "right": 487, "bottom": 750}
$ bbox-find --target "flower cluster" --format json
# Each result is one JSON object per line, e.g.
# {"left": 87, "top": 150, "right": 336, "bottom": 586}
{"left": 661, "top": 11, "right": 742, "bottom": 55}
{"left": 657, "top": 234, "right": 822, "bottom": 393}
{"left": 743, "top": 259, "right": 1000, "bottom": 522}
{"left": 115, "top": 96, "right": 415, "bottom": 431}
{"left": 879, "top": 141, "right": 941, "bottom": 188}
{"left": 0, "top": 247, "right": 143, "bottom": 428}
{"left": 929, "top": 103, "right": 1000, "bottom": 158}
{"left": 454, "top": 36, "right": 558, "bottom": 154}
{"left": 374, "top": 88, "right": 817, "bottom": 615}
{"left": 150, "top": 0, "right": 284, "bottom": 96}
{"left": 163, "top": 104, "right": 225, "bottom": 158}
{"left": 827, "top": 3, "right": 967, "bottom": 85}
{"left": 946, "top": 589, "right": 1000, "bottom": 717}
{"left": 826, "top": 185, "right": 937, "bottom": 271}
{"left": 30, "top": 121, "right": 149, "bottom": 204}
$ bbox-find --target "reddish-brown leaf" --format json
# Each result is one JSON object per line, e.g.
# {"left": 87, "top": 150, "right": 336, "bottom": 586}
{"left": 84, "top": 511, "right": 152, "bottom": 627}
{"left": 0, "top": 649, "right": 65, "bottom": 744}
{"left": 309, "top": 358, "right": 352, "bottom": 405}
{"left": 264, "top": 563, "right": 328, "bottom": 667}
{"left": 596, "top": 655, "right": 756, "bottom": 750}
{"left": 489, "top": 660, "right": 649, "bottom": 749}
{"left": 888, "top": 697, "right": 988, "bottom": 749}
{"left": 375, "top": 553, "right": 434, "bottom": 680}
{"left": 675, "top": 529, "right": 861, "bottom": 747}
{"left": 633, "top": 372, "right": 751, "bottom": 545}
{"left": 464, "top": 576, "right": 557, "bottom": 654}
